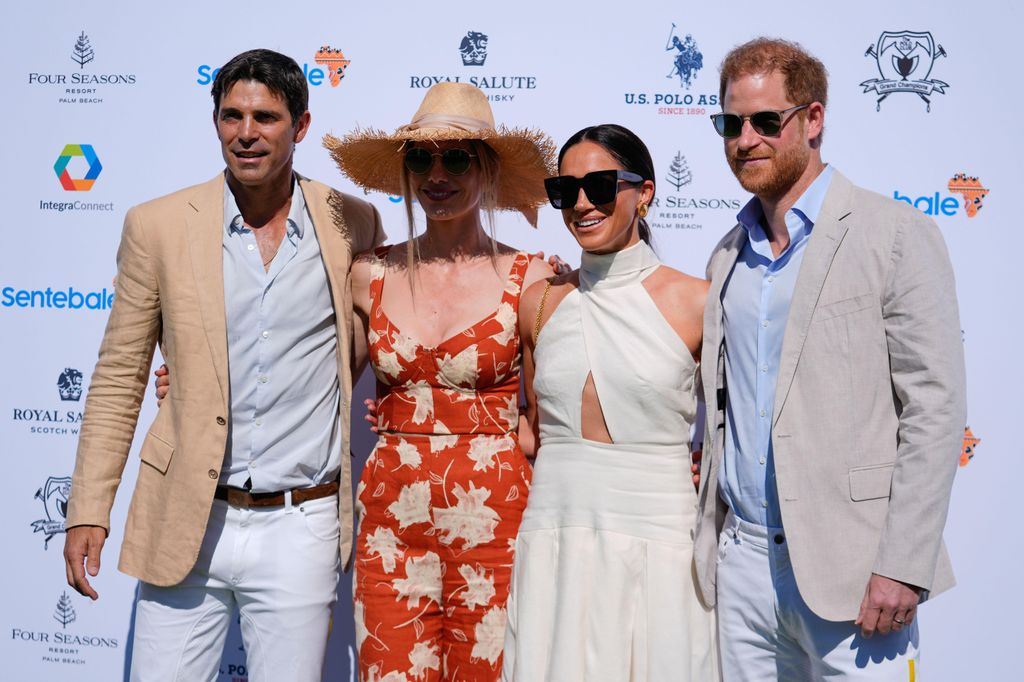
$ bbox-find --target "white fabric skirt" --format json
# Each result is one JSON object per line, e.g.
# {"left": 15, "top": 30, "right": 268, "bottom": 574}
{"left": 502, "top": 437, "right": 718, "bottom": 682}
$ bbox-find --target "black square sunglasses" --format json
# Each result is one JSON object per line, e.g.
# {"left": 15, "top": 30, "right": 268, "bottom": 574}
{"left": 544, "top": 170, "right": 644, "bottom": 209}
{"left": 709, "top": 104, "right": 810, "bottom": 139}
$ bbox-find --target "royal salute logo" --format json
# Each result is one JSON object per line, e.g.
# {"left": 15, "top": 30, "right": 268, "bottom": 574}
{"left": 893, "top": 172, "right": 990, "bottom": 219}
{"left": 314, "top": 45, "right": 351, "bottom": 87}
{"left": 622, "top": 22, "right": 718, "bottom": 116}
{"left": 459, "top": 31, "right": 488, "bottom": 66}
{"left": 27, "top": 31, "right": 138, "bottom": 105}
{"left": 58, "top": 368, "right": 84, "bottom": 401}
{"left": 947, "top": 173, "right": 989, "bottom": 218}
{"left": 6, "top": 367, "right": 87, "bottom": 436}
{"left": 960, "top": 426, "right": 981, "bottom": 467}
{"left": 861, "top": 31, "right": 948, "bottom": 112}
{"left": 408, "top": 29, "right": 537, "bottom": 103}
{"left": 32, "top": 476, "right": 71, "bottom": 549}
{"left": 649, "top": 153, "right": 741, "bottom": 232}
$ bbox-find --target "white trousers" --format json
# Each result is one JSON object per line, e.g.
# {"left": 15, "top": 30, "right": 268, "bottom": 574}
{"left": 129, "top": 495, "right": 340, "bottom": 682}
{"left": 717, "top": 512, "right": 920, "bottom": 681}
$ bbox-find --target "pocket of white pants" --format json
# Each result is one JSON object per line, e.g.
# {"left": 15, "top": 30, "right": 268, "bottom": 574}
{"left": 716, "top": 531, "right": 732, "bottom": 565}
{"left": 300, "top": 498, "right": 341, "bottom": 542}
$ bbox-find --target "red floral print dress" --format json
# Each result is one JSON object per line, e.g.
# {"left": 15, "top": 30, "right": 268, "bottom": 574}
{"left": 354, "top": 247, "right": 533, "bottom": 682}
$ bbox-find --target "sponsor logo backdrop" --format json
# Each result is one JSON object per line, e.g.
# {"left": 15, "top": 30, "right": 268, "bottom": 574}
{"left": 1, "top": 1, "right": 1015, "bottom": 680}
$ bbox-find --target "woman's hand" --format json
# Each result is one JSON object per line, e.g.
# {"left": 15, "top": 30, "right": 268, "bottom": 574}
{"left": 153, "top": 364, "right": 169, "bottom": 406}
{"left": 364, "top": 398, "right": 379, "bottom": 433}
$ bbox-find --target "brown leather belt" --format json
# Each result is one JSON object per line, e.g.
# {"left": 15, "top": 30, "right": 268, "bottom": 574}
{"left": 214, "top": 479, "right": 340, "bottom": 509}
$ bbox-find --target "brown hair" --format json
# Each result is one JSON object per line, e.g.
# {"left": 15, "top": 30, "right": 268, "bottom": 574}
{"left": 719, "top": 37, "right": 828, "bottom": 121}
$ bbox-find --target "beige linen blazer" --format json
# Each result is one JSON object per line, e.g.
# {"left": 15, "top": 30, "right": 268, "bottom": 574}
{"left": 694, "top": 170, "right": 966, "bottom": 621}
{"left": 66, "top": 173, "right": 384, "bottom": 586}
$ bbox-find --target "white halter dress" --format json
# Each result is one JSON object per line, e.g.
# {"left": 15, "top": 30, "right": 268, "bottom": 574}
{"left": 502, "top": 241, "right": 717, "bottom": 682}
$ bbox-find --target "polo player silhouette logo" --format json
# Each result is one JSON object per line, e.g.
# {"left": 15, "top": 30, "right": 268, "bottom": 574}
{"left": 665, "top": 24, "right": 703, "bottom": 89}
{"left": 57, "top": 367, "right": 83, "bottom": 401}
{"left": 460, "top": 31, "right": 488, "bottom": 66}
{"left": 32, "top": 476, "right": 72, "bottom": 549}
{"left": 862, "top": 31, "right": 948, "bottom": 112}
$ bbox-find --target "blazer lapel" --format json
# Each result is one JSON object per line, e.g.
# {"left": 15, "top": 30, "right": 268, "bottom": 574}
{"left": 299, "top": 175, "right": 351, "bottom": 317}
{"left": 187, "top": 175, "right": 230, "bottom": 404}
{"left": 702, "top": 226, "right": 745, "bottom": 412}
{"left": 772, "top": 171, "right": 854, "bottom": 425}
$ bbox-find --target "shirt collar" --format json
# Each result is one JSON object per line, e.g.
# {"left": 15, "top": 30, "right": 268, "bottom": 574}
{"left": 735, "top": 164, "right": 835, "bottom": 261}
{"left": 223, "top": 174, "right": 306, "bottom": 240}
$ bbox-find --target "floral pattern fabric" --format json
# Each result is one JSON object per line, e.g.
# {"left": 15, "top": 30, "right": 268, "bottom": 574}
{"left": 355, "top": 248, "right": 532, "bottom": 682}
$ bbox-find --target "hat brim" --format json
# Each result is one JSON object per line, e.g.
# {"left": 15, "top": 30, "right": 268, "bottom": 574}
{"left": 324, "top": 125, "right": 556, "bottom": 219}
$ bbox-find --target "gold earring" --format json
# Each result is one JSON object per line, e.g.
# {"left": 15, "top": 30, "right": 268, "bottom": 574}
{"left": 638, "top": 203, "right": 649, "bottom": 219}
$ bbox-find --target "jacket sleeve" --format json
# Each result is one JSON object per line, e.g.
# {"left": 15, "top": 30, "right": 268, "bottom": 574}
{"left": 66, "top": 206, "right": 162, "bottom": 533}
{"left": 873, "top": 207, "right": 966, "bottom": 590}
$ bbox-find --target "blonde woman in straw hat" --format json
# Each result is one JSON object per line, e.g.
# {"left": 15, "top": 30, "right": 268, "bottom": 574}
{"left": 324, "top": 82, "right": 556, "bottom": 681}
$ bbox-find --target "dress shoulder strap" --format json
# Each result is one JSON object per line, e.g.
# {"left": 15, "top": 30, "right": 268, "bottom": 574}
{"left": 367, "top": 245, "right": 393, "bottom": 316}
{"left": 533, "top": 280, "right": 553, "bottom": 345}
{"left": 500, "top": 251, "right": 534, "bottom": 311}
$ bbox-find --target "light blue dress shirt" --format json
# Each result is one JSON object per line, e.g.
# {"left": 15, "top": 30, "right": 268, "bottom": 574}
{"left": 718, "top": 165, "right": 835, "bottom": 526}
{"left": 221, "top": 177, "right": 341, "bottom": 492}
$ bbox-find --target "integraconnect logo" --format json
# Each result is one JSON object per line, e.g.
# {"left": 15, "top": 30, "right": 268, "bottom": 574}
{"left": 961, "top": 426, "right": 981, "bottom": 467}
{"left": 27, "top": 31, "right": 138, "bottom": 105}
{"left": 32, "top": 476, "right": 71, "bottom": 549}
{"left": 408, "top": 29, "right": 536, "bottom": 103}
{"left": 8, "top": 366, "right": 88, "bottom": 437}
{"left": 197, "top": 44, "right": 350, "bottom": 89}
{"left": 622, "top": 23, "right": 718, "bottom": 116}
{"left": 54, "top": 144, "right": 102, "bottom": 191}
{"left": 11, "top": 590, "right": 120, "bottom": 667}
{"left": 861, "top": 31, "right": 948, "bottom": 112}
{"left": 893, "top": 172, "right": 989, "bottom": 219}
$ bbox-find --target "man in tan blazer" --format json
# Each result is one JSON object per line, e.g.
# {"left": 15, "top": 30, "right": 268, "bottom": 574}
{"left": 62, "top": 49, "right": 383, "bottom": 681}
{"left": 694, "top": 38, "right": 966, "bottom": 679}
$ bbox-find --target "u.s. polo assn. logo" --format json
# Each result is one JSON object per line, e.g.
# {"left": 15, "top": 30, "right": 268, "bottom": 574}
{"left": 861, "top": 30, "right": 948, "bottom": 112}
{"left": 32, "top": 476, "right": 71, "bottom": 548}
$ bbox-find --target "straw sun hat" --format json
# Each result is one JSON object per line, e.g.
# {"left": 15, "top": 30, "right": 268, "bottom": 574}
{"left": 323, "top": 82, "right": 556, "bottom": 225}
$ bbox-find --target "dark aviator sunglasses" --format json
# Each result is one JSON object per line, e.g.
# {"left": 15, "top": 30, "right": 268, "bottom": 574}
{"left": 544, "top": 170, "right": 644, "bottom": 209}
{"left": 709, "top": 104, "right": 810, "bottom": 139}
{"left": 403, "top": 147, "right": 477, "bottom": 176}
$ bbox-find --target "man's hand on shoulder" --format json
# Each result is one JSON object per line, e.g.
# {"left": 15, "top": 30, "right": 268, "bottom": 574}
{"left": 855, "top": 573, "right": 921, "bottom": 638}
{"left": 63, "top": 525, "right": 107, "bottom": 601}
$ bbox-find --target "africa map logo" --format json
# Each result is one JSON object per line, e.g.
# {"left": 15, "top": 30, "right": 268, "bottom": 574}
{"left": 314, "top": 45, "right": 351, "bottom": 87}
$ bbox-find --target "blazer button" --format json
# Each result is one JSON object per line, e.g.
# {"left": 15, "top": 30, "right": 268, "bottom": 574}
{"left": 208, "top": 469, "right": 217, "bottom": 479}
{"left": 216, "top": 416, "right": 226, "bottom": 425}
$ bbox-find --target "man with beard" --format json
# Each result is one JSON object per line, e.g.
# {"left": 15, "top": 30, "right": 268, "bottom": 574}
{"left": 693, "top": 38, "right": 965, "bottom": 680}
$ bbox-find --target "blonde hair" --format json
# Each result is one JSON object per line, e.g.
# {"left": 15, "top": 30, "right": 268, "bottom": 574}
{"left": 400, "top": 140, "right": 501, "bottom": 294}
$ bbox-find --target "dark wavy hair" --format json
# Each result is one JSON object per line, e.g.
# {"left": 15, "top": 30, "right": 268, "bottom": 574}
{"left": 558, "top": 124, "right": 656, "bottom": 245}
{"left": 211, "top": 49, "right": 308, "bottom": 124}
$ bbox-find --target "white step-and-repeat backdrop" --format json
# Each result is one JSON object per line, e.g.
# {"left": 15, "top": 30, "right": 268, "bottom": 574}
{"left": 2, "top": 1, "right": 1017, "bottom": 679}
